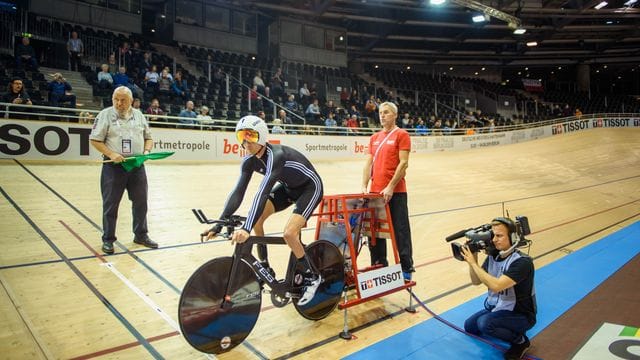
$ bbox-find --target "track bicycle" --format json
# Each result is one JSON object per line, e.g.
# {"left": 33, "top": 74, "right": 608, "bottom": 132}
{"left": 178, "top": 210, "right": 345, "bottom": 354}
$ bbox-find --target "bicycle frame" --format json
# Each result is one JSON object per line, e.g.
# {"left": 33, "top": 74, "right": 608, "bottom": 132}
{"left": 225, "top": 236, "right": 302, "bottom": 302}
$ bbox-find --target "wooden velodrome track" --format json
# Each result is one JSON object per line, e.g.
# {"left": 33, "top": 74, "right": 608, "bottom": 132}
{"left": 1, "top": 127, "right": 639, "bottom": 359}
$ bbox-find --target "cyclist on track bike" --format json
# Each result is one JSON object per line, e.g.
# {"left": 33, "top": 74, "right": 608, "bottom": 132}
{"left": 205, "top": 115, "right": 324, "bottom": 305}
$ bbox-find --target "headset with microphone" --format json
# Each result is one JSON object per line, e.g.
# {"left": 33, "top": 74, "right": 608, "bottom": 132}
{"left": 491, "top": 217, "right": 521, "bottom": 258}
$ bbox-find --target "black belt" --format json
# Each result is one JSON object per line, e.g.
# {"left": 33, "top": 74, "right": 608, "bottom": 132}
{"left": 102, "top": 155, "right": 120, "bottom": 165}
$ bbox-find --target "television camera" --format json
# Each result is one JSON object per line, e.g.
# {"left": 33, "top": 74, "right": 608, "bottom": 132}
{"left": 446, "top": 216, "right": 531, "bottom": 261}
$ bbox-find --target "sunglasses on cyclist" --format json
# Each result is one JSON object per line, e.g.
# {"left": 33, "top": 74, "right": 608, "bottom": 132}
{"left": 236, "top": 129, "right": 260, "bottom": 144}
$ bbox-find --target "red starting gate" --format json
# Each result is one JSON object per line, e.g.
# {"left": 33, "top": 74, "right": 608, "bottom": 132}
{"left": 314, "top": 193, "right": 417, "bottom": 338}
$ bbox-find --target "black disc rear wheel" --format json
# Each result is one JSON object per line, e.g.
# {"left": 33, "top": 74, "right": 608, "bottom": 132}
{"left": 178, "top": 256, "right": 262, "bottom": 354}
{"left": 294, "top": 240, "right": 345, "bottom": 320}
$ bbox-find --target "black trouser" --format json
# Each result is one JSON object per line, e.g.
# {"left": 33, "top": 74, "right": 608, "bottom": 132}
{"left": 69, "top": 51, "right": 82, "bottom": 71}
{"left": 369, "top": 192, "right": 414, "bottom": 273}
{"left": 101, "top": 163, "right": 148, "bottom": 243}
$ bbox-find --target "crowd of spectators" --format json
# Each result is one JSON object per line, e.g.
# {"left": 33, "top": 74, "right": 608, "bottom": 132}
{"left": 79, "top": 39, "right": 227, "bottom": 128}
{"left": 152, "top": 42, "right": 640, "bottom": 132}
{"left": 3, "top": 29, "right": 639, "bottom": 132}
{"left": 243, "top": 66, "right": 464, "bottom": 137}
{"left": 9, "top": 36, "right": 81, "bottom": 111}
{"left": 249, "top": 67, "right": 602, "bottom": 137}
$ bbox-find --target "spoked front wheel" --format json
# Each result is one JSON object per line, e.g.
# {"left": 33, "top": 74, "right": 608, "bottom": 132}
{"left": 178, "top": 256, "right": 262, "bottom": 354}
{"left": 294, "top": 240, "right": 345, "bottom": 320}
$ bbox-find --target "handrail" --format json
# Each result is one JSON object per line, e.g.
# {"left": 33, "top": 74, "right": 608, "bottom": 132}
{"left": 1, "top": 102, "right": 637, "bottom": 137}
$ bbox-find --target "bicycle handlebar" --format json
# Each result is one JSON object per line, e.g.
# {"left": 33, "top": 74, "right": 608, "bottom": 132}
{"left": 203, "top": 215, "right": 247, "bottom": 227}
{"left": 193, "top": 209, "right": 247, "bottom": 242}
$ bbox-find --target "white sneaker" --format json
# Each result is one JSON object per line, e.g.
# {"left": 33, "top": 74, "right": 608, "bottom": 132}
{"left": 297, "top": 274, "right": 322, "bottom": 306}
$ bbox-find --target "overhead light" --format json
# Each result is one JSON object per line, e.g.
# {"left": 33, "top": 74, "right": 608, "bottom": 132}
{"left": 624, "top": 0, "right": 637, "bottom": 5}
{"left": 513, "top": 28, "right": 526, "bottom": 34}
{"left": 472, "top": 14, "right": 487, "bottom": 22}
{"left": 594, "top": 1, "right": 608, "bottom": 9}
{"left": 430, "top": 0, "right": 446, "bottom": 4}
{"left": 526, "top": 41, "right": 538, "bottom": 47}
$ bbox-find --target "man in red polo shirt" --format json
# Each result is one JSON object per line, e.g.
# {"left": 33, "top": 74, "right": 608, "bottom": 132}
{"left": 361, "top": 101, "right": 414, "bottom": 280}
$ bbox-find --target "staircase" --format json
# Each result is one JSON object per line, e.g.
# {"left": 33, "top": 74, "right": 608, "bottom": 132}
{"left": 358, "top": 72, "right": 384, "bottom": 90}
{"left": 151, "top": 43, "right": 204, "bottom": 80}
{"left": 358, "top": 72, "right": 411, "bottom": 105}
{"left": 514, "top": 88, "right": 546, "bottom": 104}
{"left": 39, "top": 66, "right": 102, "bottom": 110}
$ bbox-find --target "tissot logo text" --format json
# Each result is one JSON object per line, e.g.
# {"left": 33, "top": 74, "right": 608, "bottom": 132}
{"left": 562, "top": 119, "right": 589, "bottom": 132}
{"left": 360, "top": 270, "right": 402, "bottom": 290}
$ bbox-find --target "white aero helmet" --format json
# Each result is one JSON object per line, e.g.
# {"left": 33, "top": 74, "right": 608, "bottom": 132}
{"left": 235, "top": 115, "right": 269, "bottom": 146}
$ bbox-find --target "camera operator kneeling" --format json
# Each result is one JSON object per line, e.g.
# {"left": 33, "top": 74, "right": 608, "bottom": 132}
{"left": 461, "top": 217, "right": 536, "bottom": 360}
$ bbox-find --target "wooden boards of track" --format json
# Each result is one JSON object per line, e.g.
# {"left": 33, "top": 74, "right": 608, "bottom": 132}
{"left": 0, "top": 128, "right": 639, "bottom": 359}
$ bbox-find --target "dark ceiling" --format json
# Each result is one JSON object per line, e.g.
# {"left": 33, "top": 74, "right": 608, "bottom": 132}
{"left": 242, "top": 0, "right": 640, "bottom": 67}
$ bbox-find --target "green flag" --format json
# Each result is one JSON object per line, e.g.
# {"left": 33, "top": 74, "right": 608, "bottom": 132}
{"left": 121, "top": 151, "right": 175, "bottom": 172}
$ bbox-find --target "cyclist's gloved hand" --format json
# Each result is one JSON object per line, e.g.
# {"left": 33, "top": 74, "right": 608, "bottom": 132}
{"left": 201, "top": 223, "right": 223, "bottom": 242}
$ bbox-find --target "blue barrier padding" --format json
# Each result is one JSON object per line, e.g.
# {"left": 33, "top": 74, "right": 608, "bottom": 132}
{"left": 344, "top": 221, "right": 640, "bottom": 359}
